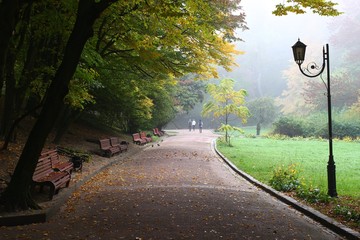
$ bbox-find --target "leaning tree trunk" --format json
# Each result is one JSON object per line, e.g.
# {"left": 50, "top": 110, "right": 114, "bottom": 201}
{"left": 1, "top": 0, "right": 113, "bottom": 211}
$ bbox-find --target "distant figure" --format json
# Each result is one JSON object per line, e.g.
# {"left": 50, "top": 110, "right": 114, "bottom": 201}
{"left": 191, "top": 119, "right": 196, "bottom": 131}
{"left": 188, "top": 119, "right": 192, "bottom": 131}
{"left": 199, "top": 120, "right": 203, "bottom": 133}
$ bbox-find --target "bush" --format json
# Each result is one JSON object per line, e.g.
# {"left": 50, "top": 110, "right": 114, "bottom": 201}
{"left": 271, "top": 114, "right": 360, "bottom": 139}
{"left": 272, "top": 117, "right": 305, "bottom": 137}
{"left": 296, "top": 186, "right": 331, "bottom": 204}
{"left": 314, "top": 121, "right": 360, "bottom": 139}
{"left": 269, "top": 164, "right": 331, "bottom": 204}
{"left": 334, "top": 205, "right": 360, "bottom": 224}
{"left": 269, "top": 164, "right": 301, "bottom": 192}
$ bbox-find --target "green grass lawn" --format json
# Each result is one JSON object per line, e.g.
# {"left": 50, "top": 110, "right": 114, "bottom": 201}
{"left": 217, "top": 137, "right": 360, "bottom": 198}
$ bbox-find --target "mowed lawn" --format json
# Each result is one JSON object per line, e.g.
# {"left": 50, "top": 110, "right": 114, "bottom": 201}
{"left": 217, "top": 137, "right": 360, "bottom": 198}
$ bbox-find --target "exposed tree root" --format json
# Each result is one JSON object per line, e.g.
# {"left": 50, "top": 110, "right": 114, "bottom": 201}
{"left": 0, "top": 189, "right": 41, "bottom": 212}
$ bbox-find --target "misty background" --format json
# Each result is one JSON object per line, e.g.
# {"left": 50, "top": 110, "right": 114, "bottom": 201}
{"left": 166, "top": 0, "right": 358, "bottom": 130}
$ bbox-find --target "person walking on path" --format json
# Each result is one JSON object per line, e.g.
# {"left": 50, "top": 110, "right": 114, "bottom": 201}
{"left": 191, "top": 119, "right": 196, "bottom": 131}
{"left": 199, "top": 119, "right": 203, "bottom": 133}
{"left": 188, "top": 119, "right": 192, "bottom": 131}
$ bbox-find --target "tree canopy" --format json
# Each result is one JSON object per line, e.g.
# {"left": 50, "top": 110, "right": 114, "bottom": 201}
{"left": 0, "top": 0, "right": 342, "bottom": 211}
{"left": 202, "top": 78, "right": 249, "bottom": 144}
{"left": 273, "top": 0, "right": 341, "bottom": 16}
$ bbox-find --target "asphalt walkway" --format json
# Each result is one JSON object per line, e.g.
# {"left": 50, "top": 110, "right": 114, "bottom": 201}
{"left": 0, "top": 130, "right": 347, "bottom": 239}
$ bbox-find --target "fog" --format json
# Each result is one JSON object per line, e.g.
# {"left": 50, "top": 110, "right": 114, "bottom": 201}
{"left": 220, "top": 0, "right": 349, "bottom": 98}
{"left": 166, "top": 0, "right": 359, "bottom": 129}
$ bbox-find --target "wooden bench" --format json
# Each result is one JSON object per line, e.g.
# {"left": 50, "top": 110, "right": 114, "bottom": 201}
{"left": 41, "top": 149, "right": 74, "bottom": 173}
{"left": 99, "top": 138, "right": 121, "bottom": 157}
{"left": 132, "top": 133, "right": 147, "bottom": 145}
{"left": 32, "top": 155, "right": 71, "bottom": 200}
{"left": 140, "top": 132, "right": 152, "bottom": 143}
{"left": 153, "top": 128, "right": 164, "bottom": 137}
{"left": 110, "top": 137, "right": 129, "bottom": 152}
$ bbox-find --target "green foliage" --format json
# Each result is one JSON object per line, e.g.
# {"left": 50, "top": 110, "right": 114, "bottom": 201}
{"left": 269, "top": 164, "right": 302, "bottom": 192}
{"left": 174, "top": 75, "right": 206, "bottom": 114}
{"left": 202, "top": 78, "right": 249, "bottom": 143}
{"left": 334, "top": 205, "right": 360, "bottom": 225}
{"left": 218, "top": 123, "right": 244, "bottom": 146}
{"left": 296, "top": 186, "right": 331, "bottom": 204}
{"left": 272, "top": 114, "right": 360, "bottom": 139}
{"left": 272, "top": 0, "right": 342, "bottom": 16}
{"left": 272, "top": 116, "right": 305, "bottom": 137}
{"left": 57, "top": 146, "right": 92, "bottom": 163}
{"left": 269, "top": 163, "right": 331, "bottom": 203}
{"left": 246, "top": 97, "right": 278, "bottom": 125}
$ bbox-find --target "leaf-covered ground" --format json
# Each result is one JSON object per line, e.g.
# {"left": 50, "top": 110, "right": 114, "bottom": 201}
{"left": 0, "top": 127, "right": 346, "bottom": 239}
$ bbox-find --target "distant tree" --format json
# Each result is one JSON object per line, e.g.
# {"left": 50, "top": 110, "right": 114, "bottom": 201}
{"left": 174, "top": 76, "right": 206, "bottom": 114}
{"left": 302, "top": 72, "right": 360, "bottom": 111}
{"left": 247, "top": 97, "right": 278, "bottom": 135}
{"left": 202, "top": 78, "right": 249, "bottom": 145}
{"left": 328, "top": 0, "right": 360, "bottom": 115}
{"left": 275, "top": 64, "right": 312, "bottom": 116}
{"left": 345, "top": 90, "right": 360, "bottom": 122}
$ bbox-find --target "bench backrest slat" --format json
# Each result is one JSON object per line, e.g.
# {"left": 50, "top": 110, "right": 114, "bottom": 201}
{"left": 99, "top": 139, "right": 111, "bottom": 149}
{"left": 33, "top": 157, "right": 54, "bottom": 180}
{"left": 110, "top": 137, "right": 119, "bottom": 146}
{"left": 132, "top": 133, "right": 141, "bottom": 140}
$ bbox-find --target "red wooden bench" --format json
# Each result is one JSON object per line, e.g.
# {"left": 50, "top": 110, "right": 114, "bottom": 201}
{"left": 153, "top": 128, "right": 164, "bottom": 137}
{"left": 110, "top": 137, "right": 129, "bottom": 152}
{"left": 132, "top": 133, "right": 147, "bottom": 145}
{"left": 32, "top": 155, "right": 71, "bottom": 200}
{"left": 140, "top": 132, "right": 152, "bottom": 143}
{"left": 41, "top": 149, "right": 74, "bottom": 173}
{"left": 99, "top": 138, "right": 121, "bottom": 157}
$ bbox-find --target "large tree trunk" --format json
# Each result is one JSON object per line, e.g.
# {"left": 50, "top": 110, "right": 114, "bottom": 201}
{"left": 1, "top": 0, "right": 113, "bottom": 211}
{"left": 0, "top": 0, "right": 25, "bottom": 99}
{"left": 0, "top": 44, "right": 17, "bottom": 138}
{"left": 53, "top": 105, "right": 82, "bottom": 144}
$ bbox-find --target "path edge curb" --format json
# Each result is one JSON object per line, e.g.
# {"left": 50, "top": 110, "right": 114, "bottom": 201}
{"left": 212, "top": 139, "right": 360, "bottom": 240}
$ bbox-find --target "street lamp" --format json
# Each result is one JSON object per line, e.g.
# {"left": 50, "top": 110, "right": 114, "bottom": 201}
{"left": 291, "top": 39, "right": 337, "bottom": 197}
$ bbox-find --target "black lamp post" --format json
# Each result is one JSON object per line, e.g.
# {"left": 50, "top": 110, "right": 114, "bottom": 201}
{"left": 291, "top": 39, "right": 337, "bottom": 197}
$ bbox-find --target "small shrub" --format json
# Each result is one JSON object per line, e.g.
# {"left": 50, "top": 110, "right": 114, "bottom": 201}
{"left": 265, "top": 133, "right": 290, "bottom": 140}
{"left": 343, "top": 136, "right": 353, "bottom": 142}
{"left": 296, "top": 186, "right": 331, "bottom": 204}
{"left": 334, "top": 205, "right": 360, "bottom": 224}
{"left": 269, "top": 164, "right": 301, "bottom": 192}
{"left": 272, "top": 117, "right": 305, "bottom": 137}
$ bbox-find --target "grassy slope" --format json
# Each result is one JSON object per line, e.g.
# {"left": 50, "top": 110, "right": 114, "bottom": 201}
{"left": 217, "top": 137, "right": 360, "bottom": 198}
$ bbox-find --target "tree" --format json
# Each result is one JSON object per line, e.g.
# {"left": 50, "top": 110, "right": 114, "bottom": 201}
{"left": 1, "top": 0, "right": 114, "bottom": 211}
{"left": 302, "top": 72, "right": 360, "bottom": 111}
{"left": 273, "top": 0, "right": 341, "bottom": 16}
{"left": 0, "top": 0, "right": 342, "bottom": 211}
{"left": 173, "top": 75, "right": 206, "bottom": 114}
{"left": 202, "top": 78, "right": 249, "bottom": 145}
{"left": 0, "top": 0, "right": 248, "bottom": 210}
{"left": 247, "top": 97, "right": 277, "bottom": 135}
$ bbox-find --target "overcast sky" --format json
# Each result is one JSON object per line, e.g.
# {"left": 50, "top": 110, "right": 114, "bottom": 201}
{"left": 217, "top": 0, "right": 347, "bottom": 98}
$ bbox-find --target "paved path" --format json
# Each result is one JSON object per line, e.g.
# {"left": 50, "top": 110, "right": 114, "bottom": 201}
{"left": 0, "top": 130, "right": 343, "bottom": 239}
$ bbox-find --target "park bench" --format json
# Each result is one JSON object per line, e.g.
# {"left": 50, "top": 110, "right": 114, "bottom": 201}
{"left": 140, "top": 131, "right": 152, "bottom": 143}
{"left": 40, "top": 149, "right": 74, "bottom": 173}
{"left": 132, "top": 133, "right": 147, "bottom": 145}
{"left": 153, "top": 128, "right": 164, "bottom": 137}
{"left": 110, "top": 137, "right": 129, "bottom": 152}
{"left": 99, "top": 138, "right": 121, "bottom": 157}
{"left": 32, "top": 155, "right": 71, "bottom": 200}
